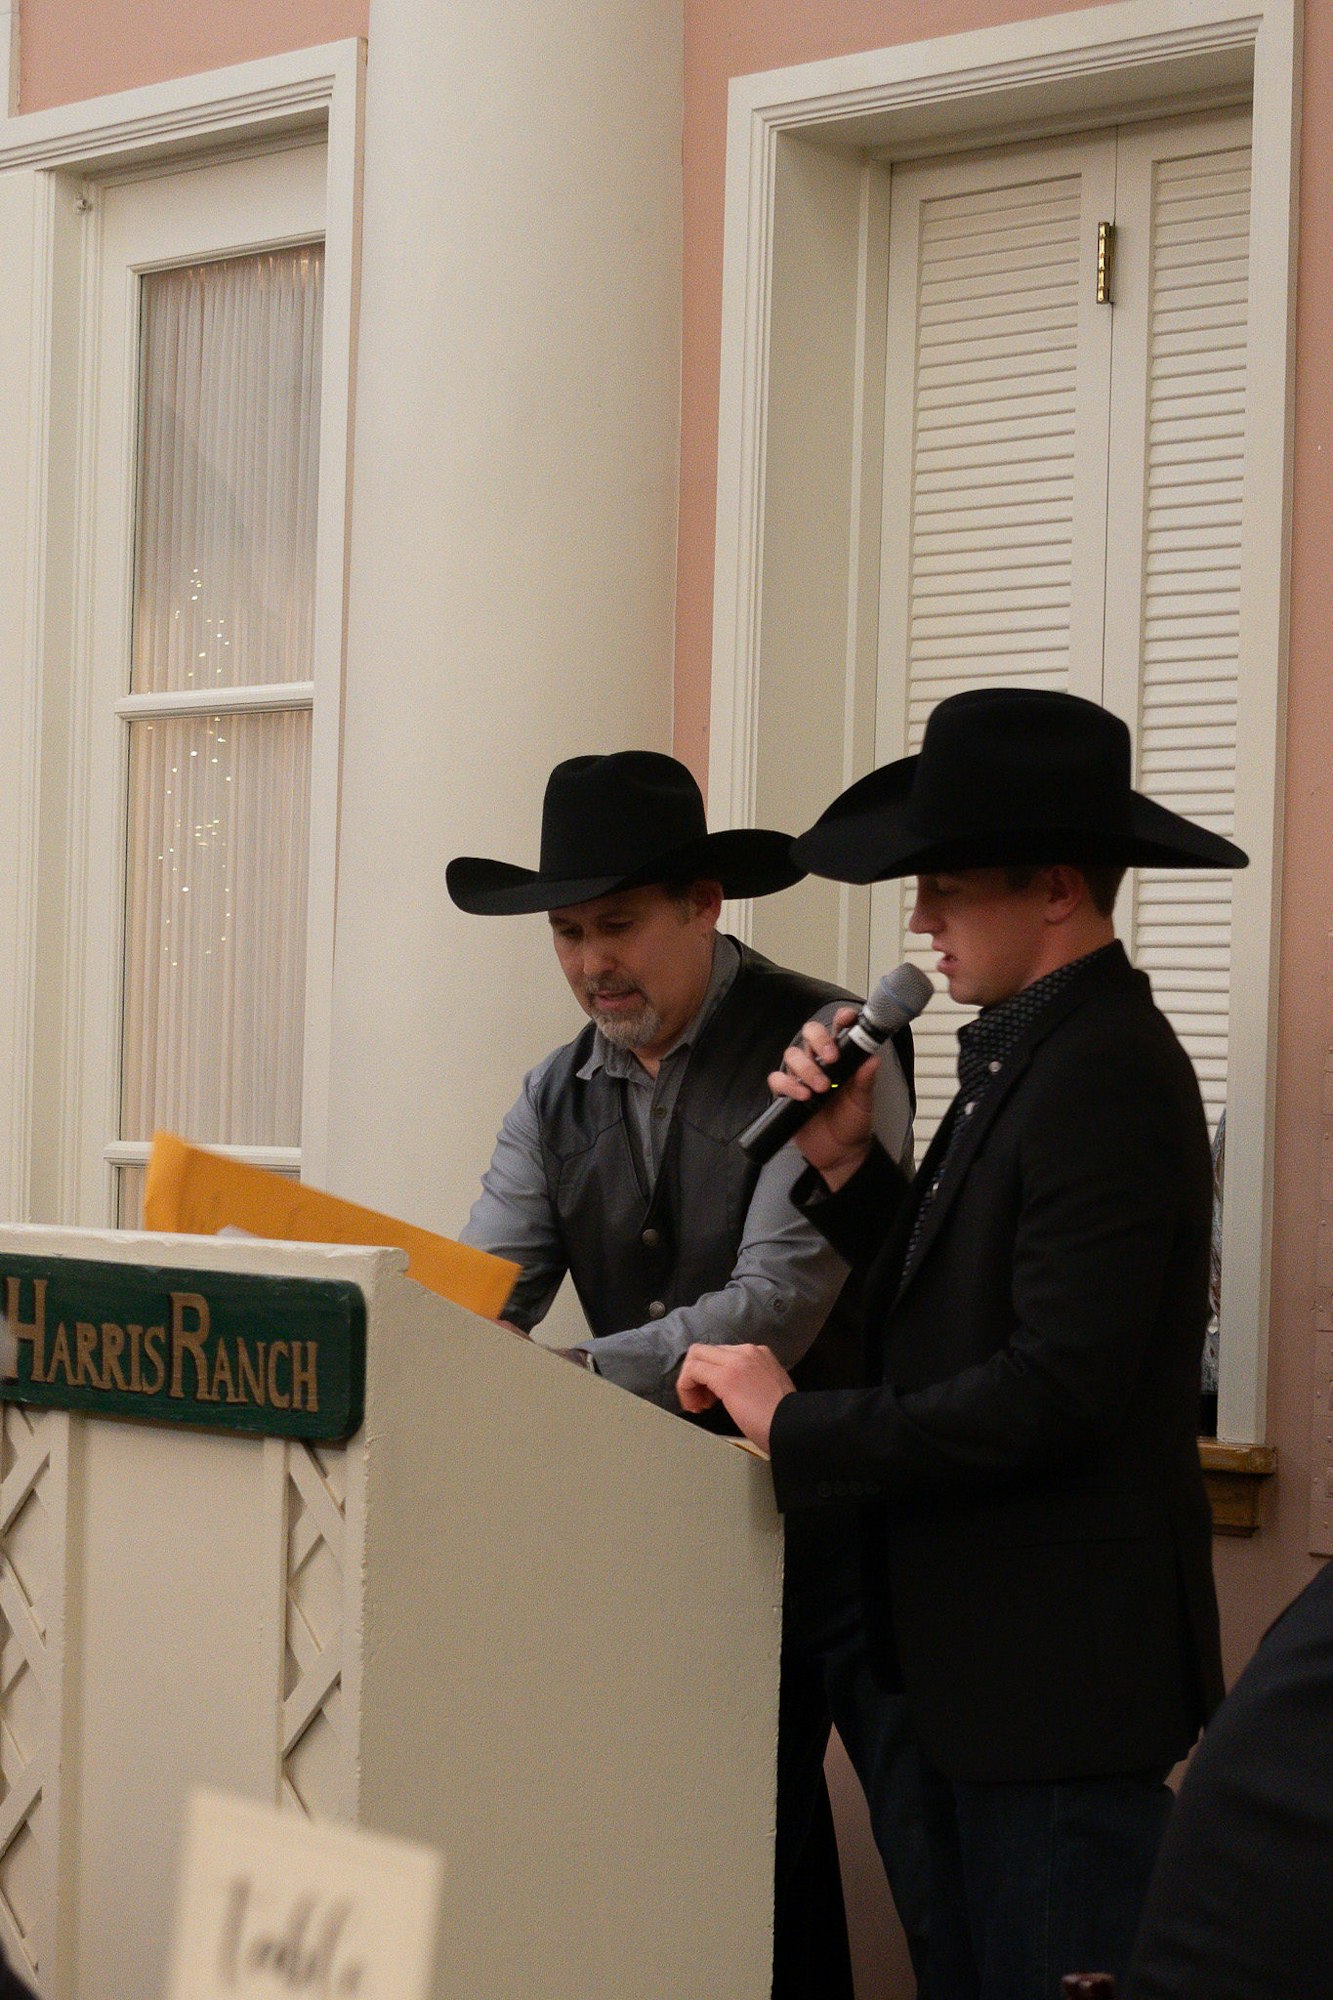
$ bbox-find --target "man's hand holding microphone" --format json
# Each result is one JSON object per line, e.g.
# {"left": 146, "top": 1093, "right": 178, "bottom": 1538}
{"left": 677, "top": 964, "right": 932, "bottom": 1448}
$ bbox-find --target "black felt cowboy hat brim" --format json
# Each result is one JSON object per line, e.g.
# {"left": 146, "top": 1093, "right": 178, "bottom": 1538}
{"left": 447, "top": 828, "right": 803, "bottom": 915}
{"left": 793, "top": 753, "right": 1249, "bottom": 883}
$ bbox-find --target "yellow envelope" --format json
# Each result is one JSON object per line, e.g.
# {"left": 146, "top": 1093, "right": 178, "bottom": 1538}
{"left": 143, "top": 1132, "right": 519, "bottom": 1321}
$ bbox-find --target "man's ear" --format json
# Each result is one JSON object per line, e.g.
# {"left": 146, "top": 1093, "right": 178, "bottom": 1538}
{"left": 1043, "top": 865, "right": 1088, "bottom": 924}
{"left": 692, "top": 879, "right": 724, "bottom": 923}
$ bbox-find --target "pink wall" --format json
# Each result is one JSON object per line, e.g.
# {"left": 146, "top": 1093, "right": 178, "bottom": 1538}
{"left": 679, "top": 1, "right": 1332, "bottom": 1990}
{"left": 17, "top": 0, "right": 368, "bottom": 112}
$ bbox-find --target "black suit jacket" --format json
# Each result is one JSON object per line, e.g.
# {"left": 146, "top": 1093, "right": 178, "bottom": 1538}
{"left": 769, "top": 944, "right": 1224, "bottom": 1782}
{"left": 1127, "top": 1560, "right": 1333, "bottom": 2000}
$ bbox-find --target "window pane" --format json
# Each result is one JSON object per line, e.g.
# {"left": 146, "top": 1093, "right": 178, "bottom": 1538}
{"left": 120, "top": 708, "right": 311, "bottom": 1146}
{"left": 115, "top": 1159, "right": 299, "bottom": 1230}
{"left": 132, "top": 245, "right": 324, "bottom": 694}
{"left": 116, "top": 1164, "right": 146, "bottom": 1230}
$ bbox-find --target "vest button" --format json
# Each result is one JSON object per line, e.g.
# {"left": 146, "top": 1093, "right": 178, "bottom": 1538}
{"left": 647, "top": 1300, "right": 667, "bottom": 1319}
{"left": 642, "top": 1226, "right": 661, "bottom": 1247}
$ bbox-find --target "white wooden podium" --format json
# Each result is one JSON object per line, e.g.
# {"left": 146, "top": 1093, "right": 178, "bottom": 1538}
{"left": 0, "top": 1225, "right": 784, "bottom": 2000}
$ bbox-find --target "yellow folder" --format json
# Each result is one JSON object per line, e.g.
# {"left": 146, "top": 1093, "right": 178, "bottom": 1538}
{"left": 142, "top": 1131, "right": 519, "bottom": 1321}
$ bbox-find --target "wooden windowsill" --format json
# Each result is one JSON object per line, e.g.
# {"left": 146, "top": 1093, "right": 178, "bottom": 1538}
{"left": 1199, "top": 1439, "right": 1278, "bottom": 1537}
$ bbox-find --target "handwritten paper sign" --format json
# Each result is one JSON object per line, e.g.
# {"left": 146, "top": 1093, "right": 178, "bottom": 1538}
{"left": 167, "top": 1790, "right": 443, "bottom": 2000}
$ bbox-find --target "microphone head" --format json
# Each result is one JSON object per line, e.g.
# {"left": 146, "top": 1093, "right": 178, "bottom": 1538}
{"left": 862, "top": 961, "right": 935, "bottom": 1035}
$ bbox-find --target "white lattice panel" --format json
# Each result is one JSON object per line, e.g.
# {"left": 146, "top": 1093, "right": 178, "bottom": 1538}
{"left": 0, "top": 1403, "right": 64, "bottom": 1985}
{"left": 282, "top": 1441, "right": 351, "bottom": 1819}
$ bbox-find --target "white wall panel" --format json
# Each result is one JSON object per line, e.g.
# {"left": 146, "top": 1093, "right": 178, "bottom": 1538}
{"left": 330, "top": 0, "right": 681, "bottom": 1316}
{"left": 0, "top": 168, "right": 39, "bottom": 1224}
{"left": 873, "top": 116, "right": 1253, "bottom": 1153}
{"left": 874, "top": 138, "right": 1114, "bottom": 1143}
{"left": 1107, "top": 132, "right": 1252, "bottom": 1131}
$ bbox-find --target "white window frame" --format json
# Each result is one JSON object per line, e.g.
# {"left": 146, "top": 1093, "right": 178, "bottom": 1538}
{"left": 0, "top": 41, "right": 364, "bottom": 1229}
{"left": 706, "top": 0, "right": 1299, "bottom": 1446}
{"left": 85, "top": 142, "right": 329, "bottom": 1225}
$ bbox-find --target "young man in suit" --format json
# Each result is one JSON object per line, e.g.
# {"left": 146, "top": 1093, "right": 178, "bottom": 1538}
{"left": 678, "top": 689, "right": 1247, "bottom": 2000}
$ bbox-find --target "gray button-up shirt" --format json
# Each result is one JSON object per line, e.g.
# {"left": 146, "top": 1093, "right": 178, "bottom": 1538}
{"left": 461, "top": 936, "right": 915, "bottom": 1407}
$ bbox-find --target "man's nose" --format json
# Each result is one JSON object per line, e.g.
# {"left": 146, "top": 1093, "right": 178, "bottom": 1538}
{"left": 907, "top": 895, "right": 930, "bottom": 935}
{"left": 583, "top": 940, "right": 618, "bottom": 979}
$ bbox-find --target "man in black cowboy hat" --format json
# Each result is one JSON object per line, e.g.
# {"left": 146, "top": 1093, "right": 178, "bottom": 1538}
{"left": 447, "top": 748, "right": 929, "bottom": 1999}
{"left": 679, "top": 689, "right": 1242, "bottom": 2000}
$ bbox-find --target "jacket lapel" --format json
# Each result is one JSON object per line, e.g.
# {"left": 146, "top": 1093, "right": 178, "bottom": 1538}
{"left": 868, "top": 1105, "right": 957, "bottom": 1301}
{"left": 892, "top": 1052, "right": 1032, "bottom": 1303}
{"left": 891, "top": 944, "right": 1140, "bottom": 1307}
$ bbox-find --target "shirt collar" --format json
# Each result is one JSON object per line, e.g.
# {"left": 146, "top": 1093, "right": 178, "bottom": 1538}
{"left": 956, "top": 942, "right": 1119, "bottom": 1101}
{"left": 576, "top": 932, "right": 741, "bottom": 1082}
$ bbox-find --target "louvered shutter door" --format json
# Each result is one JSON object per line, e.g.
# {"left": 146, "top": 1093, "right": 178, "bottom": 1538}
{"left": 1105, "top": 122, "right": 1252, "bottom": 1133}
{"left": 874, "top": 140, "right": 1115, "bottom": 1144}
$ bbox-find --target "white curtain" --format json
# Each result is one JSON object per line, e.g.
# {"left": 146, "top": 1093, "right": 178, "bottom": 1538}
{"left": 121, "top": 708, "right": 312, "bottom": 1145}
{"left": 120, "top": 246, "right": 323, "bottom": 1155}
{"left": 132, "top": 246, "right": 323, "bottom": 694}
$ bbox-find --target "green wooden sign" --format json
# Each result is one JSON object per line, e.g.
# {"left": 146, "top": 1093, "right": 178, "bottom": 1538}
{"left": 0, "top": 1254, "right": 365, "bottom": 1443}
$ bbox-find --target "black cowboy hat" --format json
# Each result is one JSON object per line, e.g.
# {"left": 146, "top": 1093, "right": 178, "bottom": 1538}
{"left": 447, "top": 750, "right": 805, "bottom": 915}
{"left": 793, "top": 688, "right": 1249, "bottom": 883}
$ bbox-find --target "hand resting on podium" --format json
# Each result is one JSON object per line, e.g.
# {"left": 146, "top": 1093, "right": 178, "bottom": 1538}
{"left": 677, "top": 1341, "right": 795, "bottom": 1454}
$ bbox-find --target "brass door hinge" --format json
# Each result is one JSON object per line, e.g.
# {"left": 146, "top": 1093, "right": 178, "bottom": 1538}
{"left": 1096, "top": 220, "right": 1116, "bottom": 305}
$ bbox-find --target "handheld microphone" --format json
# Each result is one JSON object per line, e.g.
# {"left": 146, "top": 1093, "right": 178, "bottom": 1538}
{"left": 738, "top": 961, "right": 935, "bottom": 1165}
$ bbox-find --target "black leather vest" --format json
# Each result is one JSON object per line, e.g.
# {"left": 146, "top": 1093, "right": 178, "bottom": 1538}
{"left": 529, "top": 941, "right": 911, "bottom": 1393}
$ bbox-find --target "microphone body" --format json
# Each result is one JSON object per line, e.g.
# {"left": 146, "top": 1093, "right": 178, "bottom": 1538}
{"left": 738, "top": 962, "right": 934, "bottom": 1166}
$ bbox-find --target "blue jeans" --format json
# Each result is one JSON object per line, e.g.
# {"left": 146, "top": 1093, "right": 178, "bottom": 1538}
{"left": 920, "top": 1761, "right": 1173, "bottom": 2000}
